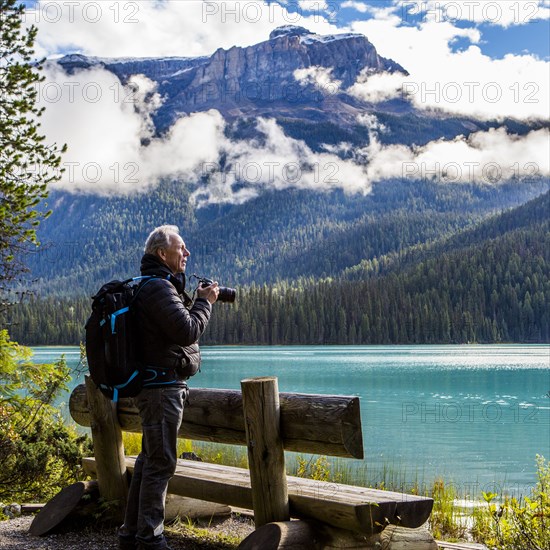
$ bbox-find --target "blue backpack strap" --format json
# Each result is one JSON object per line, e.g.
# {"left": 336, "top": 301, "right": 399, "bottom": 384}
{"left": 111, "top": 307, "right": 129, "bottom": 334}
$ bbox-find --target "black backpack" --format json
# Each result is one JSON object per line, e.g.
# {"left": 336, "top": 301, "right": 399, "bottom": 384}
{"left": 85, "top": 276, "right": 154, "bottom": 401}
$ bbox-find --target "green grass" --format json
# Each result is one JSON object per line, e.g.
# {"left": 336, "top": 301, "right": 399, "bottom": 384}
{"left": 122, "top": 432, "right": 193, "bottom": 457}
{"left": 166, "top": 517, "right": 245, "bottom": 550}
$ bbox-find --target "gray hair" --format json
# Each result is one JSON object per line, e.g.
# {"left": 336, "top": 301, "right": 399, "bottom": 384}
{"left": 144, "top": 225, "right": 180, "bottom": 255}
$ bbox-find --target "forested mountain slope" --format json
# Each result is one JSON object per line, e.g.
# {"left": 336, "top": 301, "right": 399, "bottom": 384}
{"left": 10, "top": 189, "right": 550, "bottom": 345}
{"left": 23, "top": 179, "right": 548, "bottom": 295}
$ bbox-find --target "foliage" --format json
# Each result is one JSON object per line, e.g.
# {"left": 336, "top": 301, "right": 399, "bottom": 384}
{"left": 191, "top": 442, "right": 248, "bottom": 469}
{"left": 472, "top": 455, "right": 550, "bottom": 550}
{"left": 294, "top": 455, "right": 332, "bottom": 482}
{"left": 174, "top": 442, "right": 549, "bottom": 548}
{"left": 122, "top": 431, "right": 194, "bottom": 459}
{"left": 0, "top": 329, "right": 91, "bottom": 502}
{"left": 428, "top": 479, "right": 468, "bottom": 541}
{"left": 0, "top": 0, "right": 65, "bottom": 292}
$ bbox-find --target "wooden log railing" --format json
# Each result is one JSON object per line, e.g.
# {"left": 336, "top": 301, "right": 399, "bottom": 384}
{"left": 70, "top": 382, "right": 364, "bottom": 459}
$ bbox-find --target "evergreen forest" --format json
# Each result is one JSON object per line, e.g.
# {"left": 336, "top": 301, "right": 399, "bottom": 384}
{"left": 7, "top": 186, "right": 550, "bottom": 345}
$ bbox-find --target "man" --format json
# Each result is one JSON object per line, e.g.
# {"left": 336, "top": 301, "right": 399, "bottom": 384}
{"left": 119, "top": 225, "right": 218, "bottom": 550}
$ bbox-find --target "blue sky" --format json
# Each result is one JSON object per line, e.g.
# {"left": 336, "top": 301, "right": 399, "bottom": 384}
{"left": 274, "top": 1, "right": 550, "bottom": 59}
{"left": 474, "top": 19, "right": 549, "bottom": 59}
{"left": 315, "top": 1, "right": 549, "bottom": 59}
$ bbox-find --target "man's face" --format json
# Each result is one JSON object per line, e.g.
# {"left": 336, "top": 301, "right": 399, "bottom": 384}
{"left": 159, "top": 233, "right": 190, "bottom": 274}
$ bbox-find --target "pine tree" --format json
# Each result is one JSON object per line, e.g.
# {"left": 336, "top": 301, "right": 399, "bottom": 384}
{"left": 0, "top": 0, "right": 66, "bottom": 299}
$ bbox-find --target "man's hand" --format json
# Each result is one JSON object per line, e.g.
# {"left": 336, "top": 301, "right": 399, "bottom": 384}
{"left": 197, "top": 282, "right": 219, "bottom": 304}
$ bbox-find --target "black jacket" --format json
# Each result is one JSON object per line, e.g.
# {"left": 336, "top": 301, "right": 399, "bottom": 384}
{"left": 133, "top": 253, "right": 211, "bottom": 384}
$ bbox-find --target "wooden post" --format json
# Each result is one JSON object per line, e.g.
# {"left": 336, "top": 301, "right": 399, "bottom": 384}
{"left": 85, "top": 375, "right": 128, "bottom": 519}
{"left": 241, "top": 377, "right": 290, "bottom": 528}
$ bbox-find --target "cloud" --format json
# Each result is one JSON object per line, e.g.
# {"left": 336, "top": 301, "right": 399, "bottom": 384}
{"left": 341, "top": 1, "right": 370, "bottom": 13}
{"left": 38, "top": 63, "right": 370, "bottom": 202}
{"left": 294, "top": 66, "right": 342, "bottom": 94}
{"left": 27, "top": 0, "right": 343, "bottom": 59}
{"left": 347, "top": 70, "right": 406, "bottom": 103}
{"left": 38, "top": 63, "right": 224, "bottom": 194}
{"left": 38, "top": 63, "right": 547, "bottom": 203}
{"left": 348, "top": 19, "right": 550, "bottom": 120}
{"left": 356, "top": 113, "right": 387, "bottom": 132}
{"left": 342, "top": 1, "right": 400, "bottom": 21}
{"left": 364, "top": 127, "right": 550, "bottom": 184}
{"left": 191, "top": 118, "right": 371, "bottom": 206}
{"left": 29, "top": 3, "right": 549, "bottom": 204}
{"left": 299, "top": 0, "right": 329, "bottom": 11}
{"left": 27, "top": 0, "right": 549, "bottom": 123}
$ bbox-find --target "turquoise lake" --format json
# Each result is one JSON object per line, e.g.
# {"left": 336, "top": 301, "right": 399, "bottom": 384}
{"left": 32, "top": 344, "right": 550, "bottom": 498}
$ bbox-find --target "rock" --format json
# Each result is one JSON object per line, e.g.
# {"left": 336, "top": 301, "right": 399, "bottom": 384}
{"left": 180, "top": 451, "right": 203, "bottom": 461}
{"left": 7, "top": 504, "right": 22, "bottom": 518}
{"left": 379, "top": 525, "right": 438, "bottom": 549}
{"left": 269, "top": 26, "right": 313, "bottom": 40}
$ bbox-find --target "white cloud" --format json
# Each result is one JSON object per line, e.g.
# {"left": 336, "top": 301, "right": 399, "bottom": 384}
{"left": 37, "top": 63, "right": 547, "bottom": 202}
{"left": 348, "top": 70, "right": 406, "bottom": 103}
{"left": 348, "top": 19, "right": 550, "bottom": 120}
{"left": 364, "top": 128, "right": 550, "bottom": 184}
{"left": 27, "top": 0, "right": 343, "bottom": 59}
{"left": 28, "top": 0, "right": 549, "bottom": 123}
{"left": 299, "top": 0, "right": 329, "bottom": 11}
{"left": 38, "top": 63, "right": 370, "bottom": 202}
{"left": 356, "top": 113, "right": 387, "bottom": 132}
{"left": 192, "top": 118, "right": 371, "bottom": 206}
{"left": 294, "top": 66, "right": 342, "bottom": 94}
{"left": 341, "top": 1, "right": 370, "bottom": 13}
{"left": 39, "top": 63, "right": 223, "bottom": 194}
{"left": 345, "top": 1, "right": 402, "bottom": 23}
{"left": 26, "top": 0, "right": 549, "bottom": 204}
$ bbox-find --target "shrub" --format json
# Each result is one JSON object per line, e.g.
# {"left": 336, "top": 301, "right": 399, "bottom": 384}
{"left": 0, "top": 330, "right": 92, "bottom": 502}
{"left": 472, "top": 455, "right": 549, "bottom": 550}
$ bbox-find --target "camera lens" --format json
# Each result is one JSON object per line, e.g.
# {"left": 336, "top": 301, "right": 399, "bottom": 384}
{"left": 218, "top": 286, "right": 236, "bottom": 303}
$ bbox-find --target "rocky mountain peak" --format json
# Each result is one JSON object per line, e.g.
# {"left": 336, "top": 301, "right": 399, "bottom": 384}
{"left": 269, "top": 25, "right": 312, "bottom": 40}
{"left": 55, "top": 27, "right": 409, "bottom": 129}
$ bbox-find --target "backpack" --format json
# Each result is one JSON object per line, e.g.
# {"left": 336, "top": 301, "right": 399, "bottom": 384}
{"left": 85, "top": 276, "right": 154, "bottom": 401}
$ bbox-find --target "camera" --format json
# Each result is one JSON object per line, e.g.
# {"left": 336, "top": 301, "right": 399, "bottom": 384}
{"left": 195, "top": 275, "right": 236, "bottom": 303}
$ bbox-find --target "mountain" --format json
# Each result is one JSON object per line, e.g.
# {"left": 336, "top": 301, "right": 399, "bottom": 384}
{"left": 51, "top": 25, "right": 547, "bottom": 150}
{"left": 54, "top": 25, "right": 410, "bottom": 129}
{"left": 23, "top": 25, "right": 550, "bottom": 295}
{"left": 204, "top": 191, "right": 550, "bottom": 345}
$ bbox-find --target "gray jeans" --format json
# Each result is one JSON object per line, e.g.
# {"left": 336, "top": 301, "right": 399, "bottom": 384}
{"left": 121, "top": 385, "right": 188, "bottom": 550}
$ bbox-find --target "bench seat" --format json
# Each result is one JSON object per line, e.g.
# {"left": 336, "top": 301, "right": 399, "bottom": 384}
{"left": 83, "top": 456, "right": 433, "bottom": 534}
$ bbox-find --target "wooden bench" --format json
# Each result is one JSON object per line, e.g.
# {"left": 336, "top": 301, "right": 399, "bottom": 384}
{"left": 69, "top": 376, "right": 434, "bottom": 544}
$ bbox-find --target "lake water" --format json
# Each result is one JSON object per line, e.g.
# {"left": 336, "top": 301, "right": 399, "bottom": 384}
{"left": 32, "top": 344, "right": 550, "bottom": 498}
